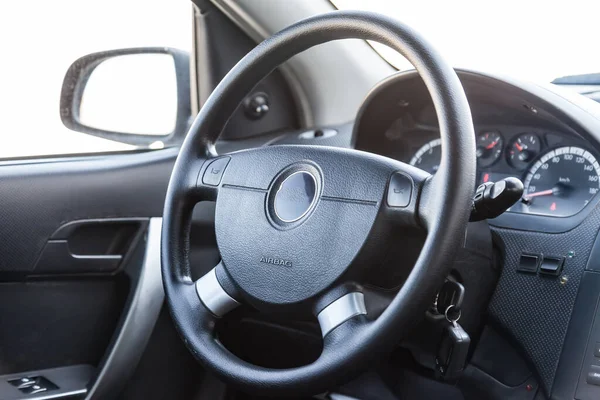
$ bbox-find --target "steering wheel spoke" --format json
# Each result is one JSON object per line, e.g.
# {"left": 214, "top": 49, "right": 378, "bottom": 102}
{"left": 195, "top": 262, "right": 241, "bottom": 318}
{"left": 317, "top": 291, "right": 368, "bottom": 338}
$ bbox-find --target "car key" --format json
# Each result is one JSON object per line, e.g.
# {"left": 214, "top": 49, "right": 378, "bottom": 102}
{"left": 436, "top": 280, "right": 465, "bottom": 316}
{"left": 435, "top": 304, "right": 471, "bottom": 382}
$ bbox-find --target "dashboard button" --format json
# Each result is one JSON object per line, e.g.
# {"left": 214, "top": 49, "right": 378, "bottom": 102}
{"left": 595, "top": 343, "right": 600, "bottom": 358}
{"left": 202, "top": 157, "right": 231, "bottom": 186}
{"left": 387, "top": 172, "right": 413, "bottom": 208}
{"left": 587, "top": 365, "right": 600, "bottom": 386}
{"left": 540, "top": 256, "right": 564, "bottom": 276}
{"left": 517, "top": 253, "right": 539, "bottom": 274}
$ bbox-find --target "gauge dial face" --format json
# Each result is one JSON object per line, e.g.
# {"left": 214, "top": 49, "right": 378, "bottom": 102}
{"left": 409, "top": 138, "right": 441, "bottom": 174}
{"left": 476, "top": 131, "right": 503, "bottom": 167}
{"left": 507, "top": 133, "right": 541, "bottom": 170}
{"left": 522, "top": 146, "right": 600, "bottom": 217}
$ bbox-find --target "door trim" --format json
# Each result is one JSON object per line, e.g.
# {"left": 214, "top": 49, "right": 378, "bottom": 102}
{"left": 85, "top": 218, "right": 164, "bottom": 399}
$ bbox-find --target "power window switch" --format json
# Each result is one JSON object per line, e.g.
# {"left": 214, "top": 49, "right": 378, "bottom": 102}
{"left": 8, "top": 377, "right": 34, "bottom": 389}
{"left": 8, "top": 376, "right": 58, "bottom": 394}
{"left": 21, "top": 384, "right": 47, "bottom": 394}
{"left": 587, "top": 365, "right": 600, "bottom": 386}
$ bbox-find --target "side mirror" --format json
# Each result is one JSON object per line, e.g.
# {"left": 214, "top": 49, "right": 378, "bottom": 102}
{"left": 60, "top": 47, "right": 191, "bottom": 147}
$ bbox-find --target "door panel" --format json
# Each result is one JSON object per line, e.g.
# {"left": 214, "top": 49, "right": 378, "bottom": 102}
{"left": 0, "top": 134, "right": 297, "bottom": 398}
{"left": 0, "top": 149, "right": 177, "bottom": 399}
{"left": 0, "top": 279, "right": 126, "bottom": 375}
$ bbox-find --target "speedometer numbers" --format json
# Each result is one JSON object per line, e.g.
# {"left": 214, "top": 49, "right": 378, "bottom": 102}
{"left": 522, "top": 146, "right": 600, "bottom": 217}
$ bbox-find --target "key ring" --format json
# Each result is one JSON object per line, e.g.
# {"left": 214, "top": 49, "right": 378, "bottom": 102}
{"left": 445, "top": 304, "right": 462, "bottom": 325}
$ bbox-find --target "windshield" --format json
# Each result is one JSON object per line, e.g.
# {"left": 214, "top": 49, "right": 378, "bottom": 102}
{"left": 332, "top": 0, "right": 600, "bottom": 83}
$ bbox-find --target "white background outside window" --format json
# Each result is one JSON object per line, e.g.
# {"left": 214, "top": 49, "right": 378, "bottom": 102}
{"left": 0, "top": 0, "right": 192, "bottom": 159}
{"left": 334, "top": 0, "right": 600, "bottom": 83}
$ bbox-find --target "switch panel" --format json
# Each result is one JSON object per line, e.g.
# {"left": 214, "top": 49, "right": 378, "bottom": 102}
{"left": 0, "top": 365, "right": 93, "bottom": 400}
{"left": 8, "top": 375, "right": 58, "bottom": 394}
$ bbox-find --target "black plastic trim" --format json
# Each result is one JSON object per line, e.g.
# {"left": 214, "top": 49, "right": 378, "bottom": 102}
{"left": 586, "top": 231, "right": 600, "bottom": 272}
{"left": 460, "top": 364, "right": 539, "bottom": 400}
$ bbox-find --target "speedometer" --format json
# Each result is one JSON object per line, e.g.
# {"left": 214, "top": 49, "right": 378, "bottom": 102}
{"left": 522, "top": 146, "right": 600, "bottom": 217}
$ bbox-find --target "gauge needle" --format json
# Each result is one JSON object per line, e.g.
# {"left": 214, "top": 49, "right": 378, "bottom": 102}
{"left": 486, "top": 139, "right": 499, "bottom": 150}
{"left": 514, "top": 142, "right": 524, "bottom": 151}
{"left": 523, "top": 189, "right": 554, "bottom": 202}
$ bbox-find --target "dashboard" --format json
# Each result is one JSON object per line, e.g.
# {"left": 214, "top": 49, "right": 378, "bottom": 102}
{"left": 347, "top": 69, "right": 600, "bottom": 399}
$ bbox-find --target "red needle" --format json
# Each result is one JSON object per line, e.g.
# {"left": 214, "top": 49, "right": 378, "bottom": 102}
{"left": 524, "top": 189, "right": 554, "bottom": 200}
{"left": 486, "top": 139, "right": 499, "bottom": 150}
{"left": 514, "top": 142, "right": 524, "bottom": 151}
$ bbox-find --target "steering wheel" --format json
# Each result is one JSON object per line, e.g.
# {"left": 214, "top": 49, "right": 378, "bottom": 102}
{"left": 161, "top": 10, "right": 475, "bottom": 397}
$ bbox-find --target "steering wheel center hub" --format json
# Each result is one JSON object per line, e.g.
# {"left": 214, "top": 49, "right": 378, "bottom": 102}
{"left": 273, "top": 170, "right": 317, "bottom": 223}
{"left": 266, "top": 164, "right": 321, "bottom": 228}
{"left": 213, "top": 148, "right": 393, "bottom": 310}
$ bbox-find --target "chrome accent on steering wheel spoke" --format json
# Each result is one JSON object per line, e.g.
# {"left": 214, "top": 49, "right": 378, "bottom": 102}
{"left": 195, "top": 268, "right": 240, "bottom": 317}
{"left": 317, "top": 292, "right": 367, "bottom": 337}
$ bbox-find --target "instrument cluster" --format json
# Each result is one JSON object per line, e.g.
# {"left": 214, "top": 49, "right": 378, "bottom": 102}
{"left": 399, "top": 127, "right": 599, "bottom": 217}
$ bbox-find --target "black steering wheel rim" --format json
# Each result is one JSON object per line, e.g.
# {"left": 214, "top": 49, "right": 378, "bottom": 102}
{"left": 161, "top": 10, "right": 476, "bottom": 396}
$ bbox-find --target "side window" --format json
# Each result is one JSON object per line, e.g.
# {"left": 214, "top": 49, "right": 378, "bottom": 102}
{"left": 0, "top": 0, "right": 192, "bottom": 159}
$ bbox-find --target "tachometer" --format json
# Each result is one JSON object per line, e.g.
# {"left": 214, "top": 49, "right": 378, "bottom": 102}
{"left": 410, "top": 138, "right": 441, "bottom": 174}
{"left": 522, "top": 146, "right": 600, "bottom": 217}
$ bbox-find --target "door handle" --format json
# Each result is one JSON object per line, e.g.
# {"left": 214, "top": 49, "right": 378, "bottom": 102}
{"left": 33, "top": 218, "right": 148, "bottom": 274}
